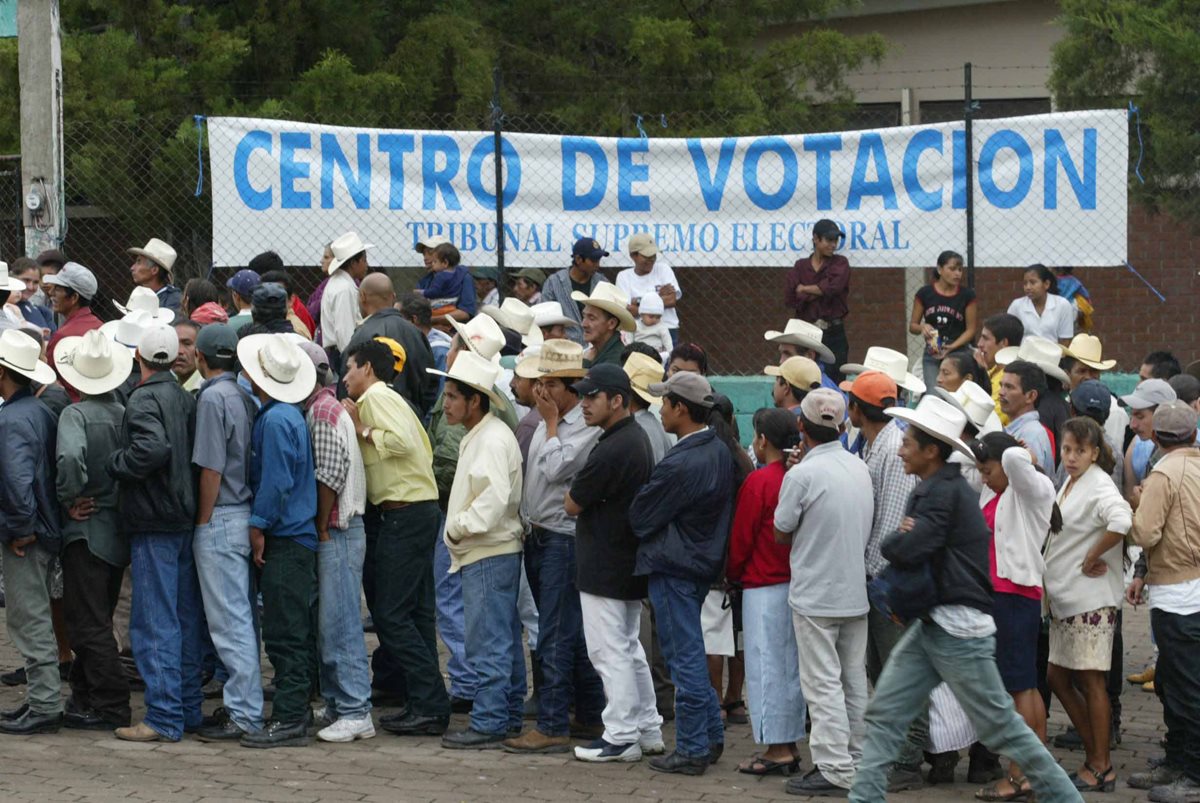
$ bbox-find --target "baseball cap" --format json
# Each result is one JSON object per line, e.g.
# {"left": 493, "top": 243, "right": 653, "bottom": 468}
{"left": 1169, "top": 374, "right": 1200, "bottom": 405}
{"left": 226, "top": 269, "right": 261, "bottom": 298}
{"left": 764, "top": 355, "right": 821, "bottom": 391}
{"left": 1153, "top": 400, "right": 1199, "bottom": 441}
{"left": 638, "top": 294, "right": 665, "bottom": 316}
{"left": 514, "top": 268, "right": 546, "bottom": 287}
{"left": 195, "top": 323, "right": 238, "bottom": 360}
{"left": 1121, "top": 378, "right": 1177, "bottom": 410}
{"left": 628, "top": 233, "right": 658, "bottom": 257}
{"left": 36, "top": 249, "right": 67, "bottom": 268}
{"left": 138, "top": 324, "right": 179, "bottom": 364}
{"left": 840, "top": 370, "right": 898, "bottom": 408}
{"left": 800, "top": 387, "right": 846, "bottom": 426}
{"left": 648, "top": 371, "right": 715, "bottom": 408}
{"left": 471, "top": 266, "right": 500, "bottom": 283}
{"left": 1070, "top": 379, "right": 1112, "bottom": 421}
{"left": 572, "top": 238, "right": 609, "bottom": 261}
{"left": 252, "top": 282, "right": 288, "bottom": 314}
{"left": 43, "top": 262, "right": 98, "bottom": 300}
{"left": 812, "top": 219, "right": 844, "bottom": 241}
{"left": 415, "top": 234, "right": 450, "bottom": 252}
{"left": 574, "top": 363, "right": 633, "bottom": 399}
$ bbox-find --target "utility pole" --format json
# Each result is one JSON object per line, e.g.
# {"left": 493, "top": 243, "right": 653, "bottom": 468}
{"left": 18, "top": 0, "right": 64, "bottom": 257}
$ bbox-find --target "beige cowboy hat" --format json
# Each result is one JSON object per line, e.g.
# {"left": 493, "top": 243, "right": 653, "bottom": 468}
{"left": 860, "top": 346, "right": 926, "bottom": 395}
{"left": 446, "top": 311, "right": 505, "bottom": 362}
{"left": 514, "top": 338, "right": 587, "bottom": 380}
{"left": 237, "top": 334, "right": 317, "bottom": 405}
{"left": 113, "top": 286, "right": 176, "bottom": 323}
{"left": 763, "top": 319, "right": 835, "bottom": 365}
{"left": 995, "top": 336, "right": 1069, "bottom": 386}
{"left": 570, "top": 283, "right": 636, "bottom": 333}
{"left": 530, "top": 301, "right": 575, "bottom": 330}
{"left": 53, "top": 330, "right": 133, "bottom": 396}
{"left": 100, "top": 309, "right": 159, "bottom": 352}
{"left": 0, "top": 328, "right": 55, "bottom": 385}
{"left": 427, "top": 350, "right": 508, "bottom": 411}
{"left": 933, "top": 380, "right": 1001, "bottom": 434}
{"left": 1063, "top": 333, "right": 1116, "bottom": 372}
{"left": 128, "top": 238, "right": 177, "bottom": 276}
{"left": 623, "top": 351, "right": 666, "bottom": 405}
{"left": 886, "top": 395, "right": 974, "bottom": 460}
{"left": 327, "top": 231, "right": 374, "bottom": 275}
{"left": 481, "top": 298, "right": 543, "bottom": 347}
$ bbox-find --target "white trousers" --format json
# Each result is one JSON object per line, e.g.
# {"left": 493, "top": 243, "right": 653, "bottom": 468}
{"left": 793, "top": 613, "right": 869, "bottom": 789}
{"left": 580, "top": 592, "right": 664, "bottom": 745}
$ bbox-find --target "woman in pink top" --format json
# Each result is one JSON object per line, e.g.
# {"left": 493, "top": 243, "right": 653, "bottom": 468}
{"left": 972, "top": 431, "right": 1061, "bottom": 802}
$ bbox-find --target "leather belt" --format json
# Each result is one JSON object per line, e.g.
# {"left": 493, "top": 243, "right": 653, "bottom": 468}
{"left": 815, "top": 318, "right": 844, "bottom": 330}
{"left": 378, "top": 500, "right": 412, "bottom": 511}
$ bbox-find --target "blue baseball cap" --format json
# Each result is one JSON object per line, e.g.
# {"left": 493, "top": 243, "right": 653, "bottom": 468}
{"left": 571, "top": 238, "right": 609, "bottom": 261}
{"left": 226, "top": 269, "right": 261, "bottom": 298}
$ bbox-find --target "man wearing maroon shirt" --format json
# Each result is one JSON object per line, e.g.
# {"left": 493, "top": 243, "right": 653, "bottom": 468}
{"left": 784, "top": 219, "right": 850, "bottom": 382}
{"left": 44, "top": 263, "right": 103, "bottom": 402}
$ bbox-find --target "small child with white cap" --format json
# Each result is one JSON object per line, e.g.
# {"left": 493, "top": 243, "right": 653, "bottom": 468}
{"left": 631, "top": 293, "right": 672, "bottom": 355}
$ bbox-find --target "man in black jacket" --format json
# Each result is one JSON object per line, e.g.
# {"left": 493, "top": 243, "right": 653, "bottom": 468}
{"left": 340, "top": 273, "right": 437, "bottom": 416}
{"left": 106, "top": 324, "right": 202, "bottom": 743}
{"left": 849, "top": 396, "right": 1077, "bottom": 802}
{"left": 630, "top": 371, "right": 735, "bottom": 776}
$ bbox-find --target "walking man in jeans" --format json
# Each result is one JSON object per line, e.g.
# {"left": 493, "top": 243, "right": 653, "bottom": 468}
{"left": 630, "top": 371, "right": 736, "bottom": 775}
{"left": 296, "top": 341, "right": 374, "bottom": 743}
{"left": 341, "top": 338, "right": 449, "bottom": 736}
{"left": 188, "top": 324, "right": 264, "bottom": 742}
{"left": 849, "top": 395, "right": 1077, "bottom": 802}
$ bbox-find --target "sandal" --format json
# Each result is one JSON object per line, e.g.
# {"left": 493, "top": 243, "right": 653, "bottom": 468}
{"left": 1070, "top": 763, "right": 1116, "bottom": 793}
{"left": 975, "top": 776, "right": 1030, "bottom": 801}
{"left": 737, "top": 754, "right": 800, "bottom": 777}
{"left": 723, "top": 699, "right": 749, "bottom": 725}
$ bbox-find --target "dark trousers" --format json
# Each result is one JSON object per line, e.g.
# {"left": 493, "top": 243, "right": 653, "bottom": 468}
{"left": 823, "top": 323, "right": 850, "bottom": 383}
{"left": 260, "top": 536, "right": 318, "bottom": 723}
{"left": 365, "top": 501, "right": 448, "bottom": 718}
{"left": 1153, "top": 607, "right": 1200, "bottom": 781}
{"left": 361, "top": 506, "right": 404, "bottom": 696}
{"left": 524, "top": 529, "right": 604, "bottom": 736}
{"left": 62, "top": 540, "right": 131, "bottom": 725}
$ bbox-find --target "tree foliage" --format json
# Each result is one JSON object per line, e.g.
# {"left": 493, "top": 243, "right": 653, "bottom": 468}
{"left": 1049, "top": 0, "right": 1200, "bottom": 223}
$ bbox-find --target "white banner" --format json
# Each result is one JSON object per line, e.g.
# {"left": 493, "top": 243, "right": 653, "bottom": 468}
{"left": 207, "top": 110, "right": 1128, "bottom": 270}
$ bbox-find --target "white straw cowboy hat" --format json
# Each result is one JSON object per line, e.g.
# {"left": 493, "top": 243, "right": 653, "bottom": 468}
{"left": 623, "top": 351, "right": 666, "bottom": 405}
{"left": 570, "top": 283, "right": 636, "bottom": 333}
{"left": 237, "top": 334, "right": 317, "bottom": 405}
{"left": 530, "top": 301, "right": 575, "bottom": 330}
{"left": 1063, "top": 333, "right": 1116, "bottom": 372}
{"left": 326, "top": 231, "right": 374, "bottom": 275}
{"left": 763, "top": 319, "right": 835, "bottom": 365}
{"left": 482, "top": 298, "right": 543, "bottom": 347}
{"left": 860, "top": 346, "right": 926, "bottom": 395}
{"left": 53, "top": 330, "right": 133, "bottom": 396}
{"left": 113, "top": 286, "right": 176, "bottom": 323}
{"left": 886, "top": 395, "right": 974, "bottom": 460}
{"left": 0, "top": 328, "right": 55, "bottom": 385}
{"left": 100, "top": 309, "right": 159, "bottom": 352}
{"left": 933, "top": 380, "right": 1001, "bottom": 434}
{"left": 128, "top": 238, "right": 177, "bottom": 276}
{"left": 427, "top": 350, "right": 508, "bottom": 411}
{"left": 995, "top": 336, "right": 1069, "bottom": 386}
{"left": 514, "top": 338, "right": 588, "bottom": 380}
{"left": 446, "top": 312, "right": 505, "bottom": 362}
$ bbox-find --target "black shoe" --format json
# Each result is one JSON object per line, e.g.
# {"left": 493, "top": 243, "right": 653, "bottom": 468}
{"left": 967, "top": 742, "right": 1003, "bottom": 784}
{"left": 0, "top": 703, "right": 28, "bottom": 721}
{"left": 887, "top": 763, "right": 925, "bottom": 792}
{"left": 926, "top": 751, "right": 960, "bottom": 785}
{"left": 377, "top": 707, "right": 412, "bottom": 727}
{"left": 786, "top": 768, "right": 849, "bottom": 797}
{"left": 380, "top": 712, "right": 448, "bottom": 736}
{"left": 1053, "top": 726, "right": 1083, "bottom": 750}
{"left": 442, "top": 728, "right": 507, "bottom": 750}
{"left": 239, "top": 719, "right": 309, "bottom": 748}
{"left": 709, "top": 742, "right": 724, "bottom": 765}
{"left": 648, "top": 751, "right": 708, "bottom": 776}
{"left": 449, "top": 696, "right": 474, "bottom": 714}
{"left": 0, "top": 667, "right": 26, "bottom": 687}
{"left": 195, "top": 719, "right": 247, "bottom": 742}
{"left": 64, "top": 708, "right": 116, "bottom": 731}
{"left": 0, "top": 709, "right": 63, "bottom": 735}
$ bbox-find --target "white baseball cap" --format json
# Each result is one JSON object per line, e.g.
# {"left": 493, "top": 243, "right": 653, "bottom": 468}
{"left": 137, "top": 324, "right": 179, "bottom": 364}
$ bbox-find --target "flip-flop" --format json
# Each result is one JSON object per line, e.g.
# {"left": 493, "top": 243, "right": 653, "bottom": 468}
{"left": 723, "top": 699, "right": 749, "bottom": 725}
{"left": 737, "top": 755, "right": 800, "bottom": 777}
{"left": 975, "top": 776, "right": 1030, "bottom": 801}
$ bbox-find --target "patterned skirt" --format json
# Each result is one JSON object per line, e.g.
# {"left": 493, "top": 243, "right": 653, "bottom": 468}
{"left": 1048, "top": 606, "right": 1118, "bottom": 671}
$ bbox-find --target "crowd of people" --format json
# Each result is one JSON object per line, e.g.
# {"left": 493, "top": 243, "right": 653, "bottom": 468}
{"left": 0, "top": 221, "right": 1196, "bottom": 803}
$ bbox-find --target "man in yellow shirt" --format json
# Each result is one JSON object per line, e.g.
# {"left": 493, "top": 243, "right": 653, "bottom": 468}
{"left": 341, "top": 338, "right": 449, "bottom": 736}
{"left": 976, "top": 313, "right": 1024, "bottom": 427}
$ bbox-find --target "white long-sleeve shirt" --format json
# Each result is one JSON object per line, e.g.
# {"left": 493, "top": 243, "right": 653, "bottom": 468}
{"left": 980, "top": 448, "right": 1053, "bottom": 588}
{"left": 320, "top": 269, "right": 361, "bottom": 352}
{"left": 444, "top": 413, "right": 524, "bottom": 572}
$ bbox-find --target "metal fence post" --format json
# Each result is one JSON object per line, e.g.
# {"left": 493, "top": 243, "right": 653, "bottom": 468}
{"left": 492, "top": 67, "right": 505, "bottom": 292}
{"left": 963, "top": 62, "right": 975, "bottom": 289}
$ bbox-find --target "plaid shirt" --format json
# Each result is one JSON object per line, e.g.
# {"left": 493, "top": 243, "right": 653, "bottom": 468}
{"left": 304, "top": 386, "right": 366, "bottom": 531}
{"left": 861, "top": 420, "right": 917, "bottom": 577}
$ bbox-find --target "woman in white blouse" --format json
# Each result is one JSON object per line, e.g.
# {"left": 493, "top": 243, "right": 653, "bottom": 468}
{"left": 1006, "top": 265, "right": 1074, "bottom": 343}
{"left": 1044, "top": 417, "right": 1131, "bottom": 793}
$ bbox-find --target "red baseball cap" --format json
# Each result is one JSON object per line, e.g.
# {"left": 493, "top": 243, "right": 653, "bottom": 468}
{"left": 840, "top": 370, "right": 898, "bottom": 407}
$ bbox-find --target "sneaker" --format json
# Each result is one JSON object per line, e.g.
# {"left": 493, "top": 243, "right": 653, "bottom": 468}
{"left": 318, "top": 716, "right": 376, "bottom": 743}
{"left": 574, "top": 738, "right": 642, "bottom": 763}
{"left": 1150, "top": 776, "right": 1200, "bottom": 803}
{"left": 640, "top": 732, "right": 666, "bottom": 756}
{"left": 1131, "top": 764, "right": 1185, "bottom": 790}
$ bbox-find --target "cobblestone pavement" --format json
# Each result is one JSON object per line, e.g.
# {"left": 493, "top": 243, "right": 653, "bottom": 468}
{"left": 0, "top": 605, "right": 1164, "bottom": 802}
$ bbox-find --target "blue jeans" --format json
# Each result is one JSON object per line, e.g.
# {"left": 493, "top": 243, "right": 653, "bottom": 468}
{"left": 318, "top": 516, "right": 372, "bottom": 720}
{"left": 193, "top": 504, "right": 263, "bottom": 733}
{"left": 850, "top": 620, "right": 1080, "bottom": 803}
{"left": 433, "top": 521, "right": 477, "bottom": 699}
{"left": 461, "top": 552, "right": 526, "bottom": 734}
{"left": 525, "top": 530, "right": 603, "bottom": 735}
{"left": 130, "top": 531, "right": 205, "bottom": 741}
{"left": 647, "top": 574, "right": 724, "bottom": 759}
